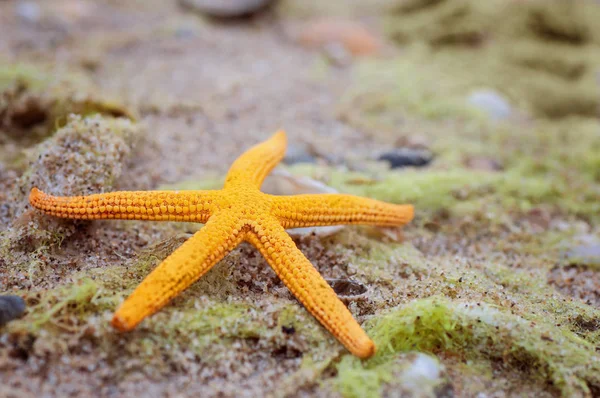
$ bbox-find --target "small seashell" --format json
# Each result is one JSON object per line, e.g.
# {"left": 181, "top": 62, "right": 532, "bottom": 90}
{"left": 326, "top": 278, "right": 368, "bottom": 304}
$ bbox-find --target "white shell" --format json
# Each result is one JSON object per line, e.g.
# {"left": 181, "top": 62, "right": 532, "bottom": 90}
{"left": 262, "top": 168, "right": 345, "bottom": 237}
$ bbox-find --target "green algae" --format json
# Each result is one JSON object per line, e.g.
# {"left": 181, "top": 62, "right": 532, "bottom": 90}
{"left": 388, "top": 0, "right": 600, "bottom": 47}
{"left": 283, "top": 164, "right": 599, "bottom": 221}
{"left": 157, "top": 150, "right": 600, "bottom": 224}
{"left": 380, "top": 0, "right": 600, "bottom": 120}
{"left": 334, "top": 297, "right": 600, "bottom": 398}
{"left": 3, "top": 278, "right": 100, "bottom": 335}
{"left": 340, "top": 46, "right": 600, "bottom": 124}
{"left": 29, "top": 278, "right": 100, "bottom": 331}
{"left": 276, "top": 0, "right": 391, "bottom": 19}
{"left": 365, "top": 235, "right": 600, "bottom": 346}
{"left": 322, "top": 225, "right": 600, "bottom": 396}
{"left": 0, "top": 64, "right": 59, "bottom": 92}
{"left": 334, "top": 232, "right": 431, "bottom": 283}
{"left": 276, "top": 303, "right": 330, "bottom": 349}
{"left": 0, "top": 63, "right": 134, "bottom": 146}
{"left": 338, "top": 52, "right": 487, "bottom": 123}
{"left": 151, "top": 302, "right": 265, "bottom": 355}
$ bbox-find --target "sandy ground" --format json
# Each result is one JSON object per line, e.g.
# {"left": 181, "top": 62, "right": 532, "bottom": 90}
{"left": 1, "top": 0, "right": 600, "bottom": 397}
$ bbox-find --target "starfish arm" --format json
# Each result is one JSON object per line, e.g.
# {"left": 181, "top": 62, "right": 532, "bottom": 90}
{"left": 224, "top": 130, "right": 287, "bottom": 189}
{"left": 247, "top": 218, "right": 375, "bottom": 358}
{"left": 29, "top": 187, "right": 221, "bottom": 223}
{"left": 111, "top": 214, "right": 245, "bottom": 331}
{"left": 271, "top": 194, "right": 414, "bottom": 228}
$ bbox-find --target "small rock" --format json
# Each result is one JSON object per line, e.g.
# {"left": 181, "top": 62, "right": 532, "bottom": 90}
{"left": 466, "top": 89, "right": 513, "bottom": 120}
{"left": 281, "top": 325, "right": 295, "bottom": 335}
{"left": 178, "top": 0, "right": 275, "bottom": 18}
{"left": 283, "top": 143, "right": 317, "bottom": 165}
{"left": 562, "top": 236, "right": 600, "bottom": 268}
{"left": 174, "top": 27, "right": 198, "bottom": 39}
{"left": 297, "top": 18, "right": 382, "bottom": 56}
{"left": 378, "top": 148, "right": 433, "bottom": 169}
{"left": 0, "top": 295, "right": 26, "bottom": 326}
{"left": 16, "top": 0, "right": 95, "bottom": 26}
{"left": 401, "top": 354, "right": 444, "bottom": 391}
{"left": 381, "top": 353, "right": 448, "bottom": 397}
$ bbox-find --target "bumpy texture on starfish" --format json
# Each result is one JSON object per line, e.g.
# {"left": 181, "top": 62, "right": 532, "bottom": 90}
{"left": 30, "top": 131, "right": 414, "bottom": 358}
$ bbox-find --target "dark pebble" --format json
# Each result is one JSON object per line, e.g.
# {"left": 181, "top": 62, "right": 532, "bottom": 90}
{"left": 281, "top": 325, "right": 295, "bottom": 335}
{"left": 178, "top": 0, "right": 275, "bottom": 18}
{"left": 378, "top": 148, "right": 433, "bottom": 169}
{"left": 0, "top": 295, "right": 26, "bottom": 326}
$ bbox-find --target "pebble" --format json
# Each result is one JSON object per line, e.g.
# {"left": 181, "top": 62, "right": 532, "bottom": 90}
{"left": 466, "top": 89, "right": 513, "bottom": 121}
{"left": 562, "top": 235, "right": 600, "bottom": 268}
{"left": 283, "top": 143, "right": 317, "bottom": 165}
{"left": 16, "top": 0, "right": 95, "bottom": 26}
{"left": 400, "top": 354, "right": 444, "bottom": 391}
{"left": 378, "top": 148, "right": 433, "bottom": 169}
{"left": 0, "top": 295, "right": 26, "bottom": 326}
{"left": 381, "top": 353, "right": 448, "bottom": 397}
{"left": 297, "top": 18, "right": 382, "bottom": 56}
{"left": 15, "top": 1, "right": 42, "bottom": 23}
{"left": 178, "top": 0, "right": 275, "bottom": 18}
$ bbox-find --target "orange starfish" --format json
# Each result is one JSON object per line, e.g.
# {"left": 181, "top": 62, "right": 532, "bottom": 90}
{"left": 29, "top": 131, "right": 414, "bottom": 358}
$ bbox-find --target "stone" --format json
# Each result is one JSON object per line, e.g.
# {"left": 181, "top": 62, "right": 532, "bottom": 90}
{"left": 562, "top": 235, "right": 600, "bottom": 268}
{"left": 467, "top": 89, "right": 513, "bottom": 120}
{"left": 178, "top": 0, "right": 275, "bottom": 18}
{"left": 378, "top": 148, "right": 433, "bottom": 169}
{"left": 15, "top": 1, "right": 41, "bottom": 23}
{"left": 283, "top": 143, "right": 316, "bottom": 165}
{"left": 0, "top": 295, "right": 26, "bottom": 326}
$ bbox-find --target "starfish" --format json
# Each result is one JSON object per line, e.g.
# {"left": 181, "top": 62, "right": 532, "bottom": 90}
{"left": 29, "top": 131, "right": 414, "bottom": 358}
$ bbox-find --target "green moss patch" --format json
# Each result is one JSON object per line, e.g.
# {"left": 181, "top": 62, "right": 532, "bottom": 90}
{"left": 0, "top": 63, "right": 134, "bottom": 143}
{"left": 379, "top": 0, "right": 600, "bottom": 119}
{"left": 335, "top": 297, "right": 600, "bottom": 397}
{"left": 283, "top": 163, "right": 598, "bottom": 223}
